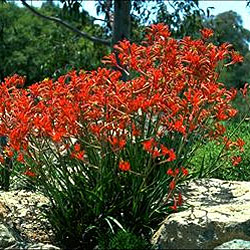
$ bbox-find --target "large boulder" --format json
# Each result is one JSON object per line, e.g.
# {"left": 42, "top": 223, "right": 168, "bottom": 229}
{"left": 214, "top": 239, "right": 250, "bottom": 249}
{"left": 0, "top": 224, "right": 16, "bottom": 248}
{"left": 0, "top": 190, "right": 60, "bottom": 249}
{"left": 152, "top": 178, "right": 250, "bottom": 249}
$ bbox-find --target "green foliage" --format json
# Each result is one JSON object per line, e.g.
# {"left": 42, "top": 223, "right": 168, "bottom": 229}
{"left": 98, "top": 230, "right": 151, "bottom": 250}
{"left": 27, "top": 139, "right": 174, "bottom": 250}
{"left": 190, "top": 120, "right": 250, "bottom": 181}
{"left": 204, "top": 11, "right": 250, "bottom": 88}
{"left": 208, "top": 11, "right": 250, "bottom": 55}
{"left": 155, "top": 1, "right": 204, "bottom": 39}
{"left": 0, "top": 2, "right": 108, "bottom": 85}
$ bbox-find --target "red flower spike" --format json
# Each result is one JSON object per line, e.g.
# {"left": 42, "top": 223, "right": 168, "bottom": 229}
{"left": 24, "top": 170, "right": 36, "bottom": 178}
{"left": 160, "top": 144, "right": 169, "bottom": 156}
{"left": 177, "top": 192, "right": 183, "bottom": 206}
{"left": 0, "top": 24, "right": 246, "bottom": 192}
{"left": 169, "top": 180, "right": 176, "bottom": 190}
{"left": 166, "top": 149, "right": 176, "bottom": 162}
{"left": 232, "top": 156, "right": 242, "bottom": 166}
{"left": 17, "top": 153, "right": 25, "bottom": 163}
{"left": 142, "top": 138, "right": 156, "bottom": 153}
{"left": 119, "top": 161, "right": 131, "bottom": 171}
{"left": 166, "top": 168, "right": 174, "bottom": 176}
{"left": 181, "top": 167, "right": 189, "bottom": 176}
{"left": 200, "top": 28, "right": 214, "bottom": 40}
{"left": 74, "top": 143, "right": 81, "bottom": 152}
{"left": 170, "top": 198, "right": 178, "bottom": 212}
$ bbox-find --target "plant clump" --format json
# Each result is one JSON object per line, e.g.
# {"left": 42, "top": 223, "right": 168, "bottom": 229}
{"left": 0, "top": 24, "right": 246, "bottom": 249}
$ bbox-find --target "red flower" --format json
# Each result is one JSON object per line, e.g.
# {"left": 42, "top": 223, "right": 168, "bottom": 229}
{"left": 231, "top": 51, "right": 244, "bottom": 64}
{"left": 0, "top": 155, "right": 4, "bottom": 164}
{"left": 177, "top": 192, "right": 183, "bottom": 206}
{"left": 173, "top": 116, "right": 186, "bottom": 134}
{"left": 119, "top": 161, "right": 131, "bottom": 171}
{"left": 160, "top": 144, "right": 169, "bottom": 156}
{"left": 214, "top": 123, "right": 226, "bottom": 137}
{"left": 152, "top": 149, "right": 160, "bottom": 158}
{"left": 232, "top": 156, "right": 242, "bottom": 166}
{"left": 166, "top": 149, "right": 176, "bottom": 162}
{"left": 74, "top": 143, "right": 81, "bottom": 152}
{"left": 75, "top": 150, "right": 85, "bottom": 160}
{"left": 169, "top": 180, "right": 176, "bottom": 190}
{"left": 227, "top": 108, "right": 237, "bottom": 118}
{"left": 181, "top": 167, "right": 189, "bottom": 176}
{"left": 17, "top": 153, "right": 25, "bottom": 163}
{"left": 5, "top": 148, "right": 14, "bottom": 158}
{"left": 24, "top": 170, "right": 36, "bottom": 177}
{"left": 71, "top": 150, "right": 85, "bottom": 160}
{"left": 216, "top": 110, "right": 228, "bottom": 121}
{"left": 240, "top": 83, "right": 249, "bottom": 97}
{"left": 142, "top": 138, "right": 156, "bottom": 153}
{"left": 235, "top": 138, "right": 245, "bottom": 152}
{"left": 170, "top": 198, "right": 177, "bottom": 212}
{"left": 200, "top": 28, "right": 214, "bottom": 40}
{"left": 174, "top": 168, "right": 179, "bottom": 176}
{"left": 166, "top": 168, "right": 174, "bottom": 176}
{"left": 109, "top": 137, "right": 126, "bottom": 150}
{"left": 118, "top": 139, "right": 126, "bottom": 149}
{"left": 132, "top": 123, "right": 140, "bottom": 136}
{"left": 223, "top": 136, "right": 234, "bottom": 150}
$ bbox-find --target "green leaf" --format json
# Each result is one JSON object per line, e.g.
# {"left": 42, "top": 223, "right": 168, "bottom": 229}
{"left": 105, "top": 216, "right": 126, "bottom": 232}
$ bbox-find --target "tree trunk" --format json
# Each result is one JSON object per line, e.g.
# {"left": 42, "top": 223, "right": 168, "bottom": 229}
{"left": 112, "top": 0, "right": 131, "bottom": 46}
{"left": 112, "top": 0, "right": 131, "bottom": 80}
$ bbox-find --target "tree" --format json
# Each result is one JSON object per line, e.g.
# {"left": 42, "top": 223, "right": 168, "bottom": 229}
{"left": 206, "top": 11, "right": 250, "bottom": 55}
{"left": 204, "top": 11, "right": 250, "bottom": 88}
{"left": 0, "top": 2, "right": 108, "bottom": 84}
{"left": 18, "top": 0, "right": 204, "bottom": 47}
{"left": 0, "top": 0, "right": 207, "bottom": 83}
{"left": 155, "top": 0, "right": 204, "bottom": 38}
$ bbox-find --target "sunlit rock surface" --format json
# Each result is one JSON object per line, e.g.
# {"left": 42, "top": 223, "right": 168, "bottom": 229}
{"left": 152, "top": 178, "right": 250, "bottom": 249}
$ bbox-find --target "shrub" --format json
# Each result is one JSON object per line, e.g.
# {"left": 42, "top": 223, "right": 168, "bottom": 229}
{"left": 0, "top": 24, "right": 246, "bottom": 249}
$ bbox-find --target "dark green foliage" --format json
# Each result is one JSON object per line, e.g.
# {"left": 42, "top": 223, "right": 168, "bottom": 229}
{"left": 0, "top": 2, "right": 108, "bottom": 85}
{"left": 204, "top": 11, "right": 250, "bottom": 89}
{"left": 98, "top": 230, "right": 151, "bottom": 250}
{"left": 155, "top": 1, "right": 204, "bottom": 39}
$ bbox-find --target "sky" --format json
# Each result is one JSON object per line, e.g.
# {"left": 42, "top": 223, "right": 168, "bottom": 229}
{"left": 82, "top": 1, "right": 250, "bottom": 31}
{"left": 16, "top": 1, "right": 250, "bottom": 31}
{"left": 198, "top": 1, "right": 250, "bottom": 29}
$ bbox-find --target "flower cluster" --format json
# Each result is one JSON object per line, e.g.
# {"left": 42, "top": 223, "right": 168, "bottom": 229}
{"left": 0, "top": 24, "right": 245, "bottom": 210}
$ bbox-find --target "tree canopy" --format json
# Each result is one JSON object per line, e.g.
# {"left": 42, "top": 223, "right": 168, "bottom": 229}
{"left": 204, "top": 11, "right": 250, "bottom": 88}
{"left": 0, "top": 2, "right": 108, "bottom": 84}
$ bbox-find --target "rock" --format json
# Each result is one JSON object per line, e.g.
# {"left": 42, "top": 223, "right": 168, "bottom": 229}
{"left": 152, "top": 178, "right": 250, "bottom": 249}
{"left": 6, "top": 242, "right": 61, "bottom": 250}
{"left": 214, "top": 239, "right": 250, "bottom": 249}
{"left": 27, "top": 243, "right": 61, "bottom": 250}
{"left": 0, "top": 190, "right": 54, "bottom": 243}
{"left": 0, "top": 224, "right": 16, "bottom": 248}
{"left": 0, "top": 189, "right": 62, "bottom": 249}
